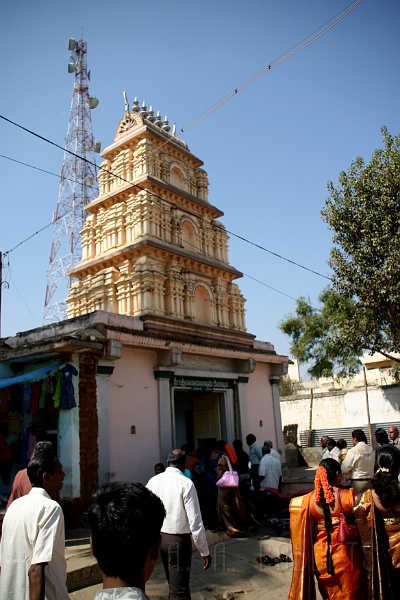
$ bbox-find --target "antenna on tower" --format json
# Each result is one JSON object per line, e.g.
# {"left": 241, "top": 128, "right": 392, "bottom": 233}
{"left": 43, "top": 37, "right": 101, "bottom": 325}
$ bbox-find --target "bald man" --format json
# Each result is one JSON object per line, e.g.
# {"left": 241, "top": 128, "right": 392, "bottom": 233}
{"left": 388, "top": 426, "right": 400, "bottom": 448}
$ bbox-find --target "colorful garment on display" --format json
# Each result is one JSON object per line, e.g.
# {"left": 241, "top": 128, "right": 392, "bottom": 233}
{"left": 30, "top": 381, "right": 42, "bottom": 415}
{"left": 60, "top": 364, "right": 78, "bottom": 409}
{"left": 52, "top": 370, "right": 63, "bottom": 409}
{"left": 7, "top": 411, "right": 23, "bottom": 435}
{"left": 21, "top": 381, "right": 31, "bottom": 413}
{"left": 0, "top": 388, "right": 11, "bottom": 413}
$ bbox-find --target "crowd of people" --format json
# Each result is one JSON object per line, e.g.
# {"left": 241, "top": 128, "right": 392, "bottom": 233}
{"left": 289, "top": 424, "right": 400, "bottom": 599}
{"left": 1, "top": 424, "right": 399, "bottom": 599}
{"left": 0, "top": 431, "right": 280, "bottom": 599}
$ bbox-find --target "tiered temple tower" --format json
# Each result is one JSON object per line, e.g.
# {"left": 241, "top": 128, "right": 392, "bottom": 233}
{"left": 67, "top": 97, "right": 247, "bottom": 340}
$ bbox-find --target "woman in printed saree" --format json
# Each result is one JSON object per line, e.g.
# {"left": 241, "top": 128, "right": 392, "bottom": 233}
{"left": 288, "top": 458, "right": 366, "bottom": 599}
{"left": 215, "top": 440, "right": 246, "bottom": 537}
{"left": 354, "top": 445, "right": 400, "bottom": 599}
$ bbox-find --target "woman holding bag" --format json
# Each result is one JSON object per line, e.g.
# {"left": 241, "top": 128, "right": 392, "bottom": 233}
{"left": 215, "top": 440, "right": 246, "bottom": 537}
{"left": 289, "top": 458, "right": 366, "bottom": 599}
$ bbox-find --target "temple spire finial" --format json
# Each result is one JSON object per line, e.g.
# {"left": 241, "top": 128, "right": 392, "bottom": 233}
{"left": 123, "top": 91, "right": 129, "bottom": 113}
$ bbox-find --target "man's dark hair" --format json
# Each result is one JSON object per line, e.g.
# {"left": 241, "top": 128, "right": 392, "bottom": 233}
{"left": 262, "top": 443, "right": 271, "bottom": 455}
{"left": 246, "top": 434, "right": 256, "bottom": 445}
{"left": 326, "top": 438, "right": 336, "bottom": 449}
{"left": 27, "top": 443, "right": 58, "bottom": 487}
{"left": 88, "top": 482, "right": 165, "bottom": 578}
{"left": 372, "top": 446, "right": 400, "bottom": 507}
{"left": 34, "top": 429, "right": 49, "bottom": 443}
{"left": 167, "top": 451, "right": 185, "bottom": 469}
{"left": 352, "top": 429, "right": 367, "bottom": 444}
{"left": 375, "top": 428, "right": 389, "bottom": 446}
{"left": 33, "top": 440, "right": 55, "bottom": 456}
{"left": 233, "top": 439, "right": 243, "bottom": 451}
{"left": 336, "top": 438, "right": 347, "bottom": 450}
{"left": 181, "top": 443, "right": 194, "bottom": 454}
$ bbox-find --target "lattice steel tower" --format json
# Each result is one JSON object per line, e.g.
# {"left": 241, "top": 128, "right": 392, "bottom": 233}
{"left": 43, "top": 36, "right": 100, "bottom": 325}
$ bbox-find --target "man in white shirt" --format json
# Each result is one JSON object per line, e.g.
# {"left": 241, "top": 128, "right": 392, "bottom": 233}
{"left": 341, "top": 428, "right": 375, "bottom": 494}
{"left": 259, "top": 446, "right": 282, "bottom": 492}
{"left": 320, "top": 436, "right": 331, "bottom": 460}
{"left": 88, "top": 481, "right": 166, "bottom": 600}
{"left": 327, "top": 438, "right": 340, "bottom": 463}
{"left": 263, "top": 440, "right": 281, "bottom": 462}
{"left": 146, "top": 449, "right": 211, "bottom": 600}
{"left": 0, "top": 442, "right": 69, "bottom": 600}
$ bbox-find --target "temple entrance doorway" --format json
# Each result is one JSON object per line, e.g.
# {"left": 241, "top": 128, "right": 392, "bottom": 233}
{"left": 174, "top": 390, "right": 226, "bottom": 452}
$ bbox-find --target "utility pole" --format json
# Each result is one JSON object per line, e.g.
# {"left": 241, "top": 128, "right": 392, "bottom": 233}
{"left": 43, "top": 37, "right": 100, "bottom": 325}
{"left": 363, "top": 365, "right": 373, "bottom": 445}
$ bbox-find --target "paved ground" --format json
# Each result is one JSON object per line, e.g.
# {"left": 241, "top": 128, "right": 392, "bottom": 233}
{"left": 69, "top": 530, "right": 295, "bottom": 600}
{"left": 67, "top": 466, "right": 318, "bottom": 599}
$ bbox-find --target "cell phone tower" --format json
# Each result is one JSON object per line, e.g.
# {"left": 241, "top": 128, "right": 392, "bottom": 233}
{"left": 43, "top": 36, "right": 101, "bottom": 325}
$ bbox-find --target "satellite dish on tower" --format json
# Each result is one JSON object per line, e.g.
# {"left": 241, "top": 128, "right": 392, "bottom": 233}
{"left": 68, "top": 57, "right": 76, "bottom": 73}
{"left": 68, "top": 38, "right": 76, "bottom": 51}
{"left": 88, "top": 96, "right": 99, "bottom": 109}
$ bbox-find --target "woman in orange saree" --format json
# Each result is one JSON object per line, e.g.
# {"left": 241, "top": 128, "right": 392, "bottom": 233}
{"left": 354, "top": 445, "right": 400, "bottom": 599}
{"left": 289, "top": 458, "right": 366, "bottom": 599}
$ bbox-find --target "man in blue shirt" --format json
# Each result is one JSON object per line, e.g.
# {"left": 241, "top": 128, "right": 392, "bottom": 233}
{"left": 246, "top": 433, "right": 262, "bottom": 491}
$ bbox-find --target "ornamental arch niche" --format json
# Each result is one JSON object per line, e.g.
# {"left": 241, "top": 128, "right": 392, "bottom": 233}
{"left": 193, "top": 283, "right": 213, "bottom": 325}
{"left": 170, "top": 164, "right": 186, "bottom": 191}
{"left": 181, "top": 217, "right": 199, "bottom": 252}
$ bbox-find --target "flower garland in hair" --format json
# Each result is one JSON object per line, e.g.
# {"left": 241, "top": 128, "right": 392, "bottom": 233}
{"left": 314, "top": 466, "right": 335, "bottom": 505}
{"left": 378, "top": 467, "right": 390, "bottom": 473}
{"left": 225, "top": 443, "right": 238, "bottom": 466}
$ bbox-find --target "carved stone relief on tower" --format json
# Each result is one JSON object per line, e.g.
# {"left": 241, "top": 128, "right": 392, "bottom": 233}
{"left": 67, "top": 100, "right": 247, "bottom": 332}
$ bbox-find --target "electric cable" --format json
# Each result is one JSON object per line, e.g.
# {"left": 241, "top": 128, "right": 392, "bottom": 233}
{"left": 177, "top": 0, "right": 364, "bottom": 134}
{"left": 0, "top": 138, "right": 331, "bottom": 281}
{"left": 0, "top": 1, "right": 363, "bottom": 275}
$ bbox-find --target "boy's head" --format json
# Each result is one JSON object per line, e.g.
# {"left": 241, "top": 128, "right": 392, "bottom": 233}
{"left": 88, "top": 482, "right": 165, "bottom": 585}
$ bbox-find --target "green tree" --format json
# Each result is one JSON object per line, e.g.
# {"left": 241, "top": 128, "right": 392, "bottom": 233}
{"left": 280, "top": 127, "right": 400, "bottom": 377}
{"left": 279, "top": 288, "right": 363, "bottom": 378}
{"left": 323, "top": 126, "right": 400, "bottom": 357}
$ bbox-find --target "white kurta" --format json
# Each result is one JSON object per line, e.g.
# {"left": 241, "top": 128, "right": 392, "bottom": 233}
{"left": 0, "top": 487, "right": 69, "bottom": 600}
{"left": 258, "top": 454, "right": 282, "bottom": 490}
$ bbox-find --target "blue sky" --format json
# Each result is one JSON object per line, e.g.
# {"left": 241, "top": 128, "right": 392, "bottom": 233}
{"left": 1, "top": 0, "right": 399, "bottom": 362}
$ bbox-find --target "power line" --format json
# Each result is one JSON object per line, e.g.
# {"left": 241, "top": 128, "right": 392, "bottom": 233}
{"left": 0, "top": 141, "right": 330, "bottom": 281}
{"left": 177, "top": 0, "right": 364, "bottom": 134}
{"left": 0, "top": 1, "right": 363, "bottom": 278}
{"left": 240, "top": 273, "right": 298, "bottom": 302}
{"left": 1, "top": 147, "right": 303, "bottom": 301}
{"left": 225, "top": 231, "right": 331, "bottom": 281}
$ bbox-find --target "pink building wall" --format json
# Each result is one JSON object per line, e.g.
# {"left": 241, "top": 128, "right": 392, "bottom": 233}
{"left": 107, "top": 348, "right": 160, "bottom": 484}
{"left": 244, "top": 363, "right": 276, "bottom": 445}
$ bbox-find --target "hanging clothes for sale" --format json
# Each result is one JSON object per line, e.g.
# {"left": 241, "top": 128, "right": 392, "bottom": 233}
{"left": 60, "top": 364, "right": 78, "bottom": 409}
{"left": 52, "top": 370, "right": 63, "bottom": 409}
{"left": 21, "top": 381, "right": 31, "bottom": 413}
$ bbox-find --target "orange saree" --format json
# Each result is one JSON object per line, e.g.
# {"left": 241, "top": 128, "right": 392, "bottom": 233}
{"left": 289, "top": 490, "right": 366, "bottom": 600}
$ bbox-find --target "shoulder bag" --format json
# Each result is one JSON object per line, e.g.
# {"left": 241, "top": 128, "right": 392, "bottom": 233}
{"left": 336, "top": 489, "right": 360, "bottom": 544}
{"left": 216, "top": 455, "right": 239, "bottom": 488}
